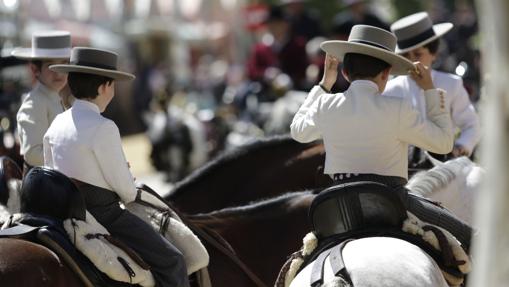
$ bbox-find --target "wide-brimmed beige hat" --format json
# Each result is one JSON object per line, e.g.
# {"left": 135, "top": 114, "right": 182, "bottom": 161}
{"left": 320, "top": 25, "right": 413, "bottom": 75}
{"left": 49, "top": 47, "right": 135, "bottom": 81}
{"left": 391, "top": 12, "right": 453, "bottom": 54}
{"left": 11, "top": 31, "right": 71, "bottom": 60}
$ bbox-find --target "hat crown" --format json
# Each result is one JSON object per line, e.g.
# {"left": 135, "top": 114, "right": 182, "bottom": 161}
{"left": 390, "top": 12, "right": 433, "bottom": 41}
{"left": 70, "top": 47, "right": 118, "bottom": 70}
{"left": 32, "top": 31, "right": 71, "bottom": 50}
{"left": 348, "top": 25, "right": 397, "bottom": 52}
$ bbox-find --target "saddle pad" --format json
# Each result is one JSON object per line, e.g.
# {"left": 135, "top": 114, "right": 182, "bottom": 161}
{"left": 64, "top": 211, "right": 155, "bottom": 287}
{"left": 126, "top": 201, "right": 210, "bottom": 274}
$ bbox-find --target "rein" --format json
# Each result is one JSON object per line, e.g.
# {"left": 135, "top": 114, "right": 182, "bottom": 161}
{"left": 135, "top": 184, "right": 268, "bottom": 287}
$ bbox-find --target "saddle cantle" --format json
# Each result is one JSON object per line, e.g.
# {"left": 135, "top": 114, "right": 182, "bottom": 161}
{"left": 309, "top": 181, "right": 408, "bottom": 239}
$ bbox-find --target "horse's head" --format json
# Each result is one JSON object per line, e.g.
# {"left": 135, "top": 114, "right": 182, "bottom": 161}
{"left": 20, "top": 167, "right": 86, "bottom": 221}
{"left": 407, "top": 156, "right": 484, "bottom": 225}
{"left": 0, "top": 156, "right": 22, "bottom": 222}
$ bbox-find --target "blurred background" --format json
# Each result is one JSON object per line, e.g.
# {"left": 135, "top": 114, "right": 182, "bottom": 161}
{"left": 0, "top": 0, "right": 480, "bottom": 192}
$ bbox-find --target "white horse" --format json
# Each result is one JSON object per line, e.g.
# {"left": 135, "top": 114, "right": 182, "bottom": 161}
{"left": 289, "top": 236, "right": 449, "bottom": 287}
{"left": 407, "top": 155, "right": 484, "bottom": 226}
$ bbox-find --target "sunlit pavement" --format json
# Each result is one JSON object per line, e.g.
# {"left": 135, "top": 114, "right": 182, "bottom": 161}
{"left": 121, "top": 133, "right": 173, "bottom": 197}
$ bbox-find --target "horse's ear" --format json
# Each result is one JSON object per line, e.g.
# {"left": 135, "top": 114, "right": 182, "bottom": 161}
{"left": 424, "top": 151, "right": 444, "bottom": 167}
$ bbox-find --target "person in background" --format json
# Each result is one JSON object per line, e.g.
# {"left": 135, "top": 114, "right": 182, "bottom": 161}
{"left": 44, "top": 47, "right": 189, "bottom": 287}
{"left": 13, "top": 31, "right": 71, "bottom": 173}
{"left": 247, "top": 5, "right": 309, "bottom": 91}
{"left": 279, "top": 0, "right": 322, "bottom": 41}
{"left": 384, "top": 12, "right": 481, "bottom": 159}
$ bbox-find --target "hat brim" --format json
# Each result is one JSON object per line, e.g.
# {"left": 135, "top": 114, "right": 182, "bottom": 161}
{"left": 320, "top": 40, "right": 414, "bottom": 75}
{"left": 395, "top": 23, "right": 453, "bottom": 54}
{"left": 49, "top": 65, "right": 135, "bottom": 81}
{"left": 11, "top": 48, "right": 70, "bottom": 60}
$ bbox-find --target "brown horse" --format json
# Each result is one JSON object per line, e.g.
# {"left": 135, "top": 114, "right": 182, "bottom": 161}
{"left": 167, "top": 135, "right": 328, "bottom": 214}
{"left": 0, "top": 191, "right": 316, "bottom": 287}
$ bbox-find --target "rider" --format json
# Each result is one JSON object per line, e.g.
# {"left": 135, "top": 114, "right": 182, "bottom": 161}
{"left": 290, "top": 25, "right": 472, "bottom": 249}
{"left": 13, "top": 31, "right": 72, "bottom": 174}
{"left": 384, "top": 12, "right": 481, "bottom": 159}
{"left": 43, "top": 47, "right": 189, "bottom": 287}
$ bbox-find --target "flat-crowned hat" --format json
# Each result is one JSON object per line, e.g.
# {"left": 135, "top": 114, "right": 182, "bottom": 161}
{"left": 391, "top": 12, "right": 453, "bottom": 54}
{"left": 11, "top": 31, "right": 71, "bottom": 60}
{"left": 320, "top": 25, "right": 413, "bottom": 75}
{"left": 49, "top": 47, "right": 135, "bottom": 81}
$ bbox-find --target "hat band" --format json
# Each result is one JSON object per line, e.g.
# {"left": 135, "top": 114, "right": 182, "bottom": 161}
{"left": 71, "top": 60, "right": 117, "bottom": 71}
{"left": 350, "top": 39, "right": 392, "bottom": 51}
{"left": 31, "top": 48, "right": 71, "bottom": 58}
{"left": 397, "top": 27, "right": 436, "bottom": 49}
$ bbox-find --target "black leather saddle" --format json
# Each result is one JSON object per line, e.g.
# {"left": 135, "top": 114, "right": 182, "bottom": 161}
{"left": 309, "top": 181, "right": 408, "bottom": 239}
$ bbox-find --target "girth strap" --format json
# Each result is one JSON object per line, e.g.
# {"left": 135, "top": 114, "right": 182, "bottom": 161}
{"left": 310, "top": 240, "right": 352, "bottom": 287}
{"left": 310, "top": 248, "right": 330, "bottom": 287}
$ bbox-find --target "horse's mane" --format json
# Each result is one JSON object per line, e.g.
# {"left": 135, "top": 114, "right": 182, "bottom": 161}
{"left": 191, "top": 190, "right": 315, "bottom": 219}
{"left": 407, "top": 156, "right": 475, "bottom": 197}
{"left": 170, "top": 135, "right": 316, "bottom": 193}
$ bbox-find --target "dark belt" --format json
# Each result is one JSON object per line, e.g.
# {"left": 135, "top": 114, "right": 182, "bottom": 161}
{"left": 332, "top": 173, "right": 407, "bottom": 188}
{"left": 70, "top": 179, "right": 120, "bottom": 208}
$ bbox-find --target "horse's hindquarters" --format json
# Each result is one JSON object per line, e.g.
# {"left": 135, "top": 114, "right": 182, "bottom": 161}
{"left": 290, "top": 237, "right": 449, "bottom": 287}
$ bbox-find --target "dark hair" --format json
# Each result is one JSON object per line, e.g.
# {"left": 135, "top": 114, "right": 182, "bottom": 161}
{"left": 423, "top": 39, "right": 440, "bottom": 55}
{"left": 20, "top": 167, "right": 86, "bottom": 221}
{"left": 67, "top": 72, "right": 113, "bottom": 99}
{"left": 30, "top": 60, "right": 42, "bottom": 71}
{"left": 343, "top": 53, "right": 391, "bottom": 80}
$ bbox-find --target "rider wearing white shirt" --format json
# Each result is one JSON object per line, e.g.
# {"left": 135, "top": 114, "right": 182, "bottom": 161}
{"left": 384, "top": 12, "right": 481, "bottom": 158}
{"left": 44, "top": 47, "right": 189, "bottom": 287}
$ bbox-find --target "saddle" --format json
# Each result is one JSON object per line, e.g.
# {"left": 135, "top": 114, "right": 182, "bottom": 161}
{"left": 309, "top": 181, "right": 408, "bottom": 239}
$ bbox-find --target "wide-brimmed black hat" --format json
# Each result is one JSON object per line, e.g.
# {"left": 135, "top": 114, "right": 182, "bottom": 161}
{"left": 11, "top": 31, "right": 71, "bottom": 60}
{"left": 391, "top": 12, "right": 453, "bottom": 54}
{"left": 49, "top": 47, "right": 135, "bottom": 81}
{"left": 320, "top": 25, "right": 413, "bottom": 75}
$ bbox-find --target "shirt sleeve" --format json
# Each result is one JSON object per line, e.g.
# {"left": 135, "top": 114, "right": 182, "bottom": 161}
{"left": 16, "top": 95, "right": 48, "bottom": 166}
{"left": 290, "top": 85, "right": 324, "bottom": 143}
{"left": 398, "top": 88, "right": 455, "bottom": 154}
{"left": 92, "top": 120, "right": 137, "bottom": 203}
{"left": 450, "top": 80, "right": 481, "bottom": 154}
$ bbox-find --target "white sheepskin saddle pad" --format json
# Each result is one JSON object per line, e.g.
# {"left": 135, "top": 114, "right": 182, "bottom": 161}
{"left": 64, "top": 211, "right": 155, "bottom": 287}
{"left": 125, "top": 192, "right": 209, "bottom": 275}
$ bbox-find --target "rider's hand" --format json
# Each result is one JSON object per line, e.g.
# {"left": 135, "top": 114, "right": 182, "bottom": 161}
{"left": 409, "top": 62, "right": 435, "bottom": 91}
{"left": 319, "top": 54, "right": 339, "bottom": 92}
{"left": 452, "top": 144, "right": 470, "bottom": 157}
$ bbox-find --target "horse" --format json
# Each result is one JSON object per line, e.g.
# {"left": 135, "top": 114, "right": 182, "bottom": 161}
{"left": 407, "top": 155, "right": 484, "bottom": 226}
{"left": 0, "top": 157, "right": 317, "bottom": 287}
{"left": 289, "top": 237, "right": 449, "bottom": 287}
{"left": 167, "top": 135, "right": 329, "bottom": 214}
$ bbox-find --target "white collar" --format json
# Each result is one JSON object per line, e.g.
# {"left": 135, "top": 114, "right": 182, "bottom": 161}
{"left": 349, "top": 80, "right": 380, "bottom": 95}
{"left": 34, "top": 81, "right": 60, "bottom": 102}
{"left": 73, "top": 99, "right": 101, "bottom": 114}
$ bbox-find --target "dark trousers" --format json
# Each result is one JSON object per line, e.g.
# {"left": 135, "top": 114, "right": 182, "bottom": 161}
{"left": 332, "top": 173, "right": 473, "bottom": 251}
{"left": 77, "top": 182, "right": 189, "bottom": 287}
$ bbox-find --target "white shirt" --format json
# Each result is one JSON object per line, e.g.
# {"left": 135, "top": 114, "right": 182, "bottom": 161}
{"left": 17, "top": 81, "right": 64, "bottom": 166}
{"left": 43, "top": 99, "right": 136, "bottom": 203}
{"left": 384, "top": 70, "right": 481, "bottom": 154}
{"left": 290, "top": 80, "right": 454, "bottom": 179}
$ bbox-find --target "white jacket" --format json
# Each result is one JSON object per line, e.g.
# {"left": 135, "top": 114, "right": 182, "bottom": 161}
{"left": 290, "top": 80, "right": 454, "bottom": 179}
{"left": 384, "top": 70, "right": 481, "bottom": 155}
{"left": 44, "top": 100, "right": 137, "bottom": 204}
{"left": 17, "top": 81, "right": 64, "bottom": 166}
